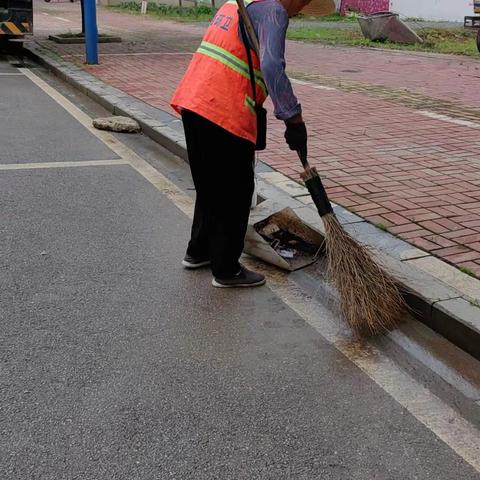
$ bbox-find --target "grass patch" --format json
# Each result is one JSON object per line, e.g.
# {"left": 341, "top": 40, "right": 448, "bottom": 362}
{"left": 112, "top": 2, "right": 215, "bottom": 22}
{"left": 110, "top": 4, "right": 478, "bottom": 55}
{"left": 112, "top": 3, "right": 360, "bottom": 24}
{"left": 295, "top": 12, "right": 358, "bottom": 23}
{"left": 459, "top": 266, "right": 478, "bottom": 279}
{"left": 288, "top": 26, "right": 374, "bottom": 46}
{"left": 375, "top": 223, "right": 389, "bottom": 232}
{"left": 287, "top": 26, "right": 479, "bottom": 56}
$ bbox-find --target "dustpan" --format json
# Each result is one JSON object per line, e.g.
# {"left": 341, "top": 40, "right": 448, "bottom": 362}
{"left": 244, "top": 200, "right": 324, "bottom": 271}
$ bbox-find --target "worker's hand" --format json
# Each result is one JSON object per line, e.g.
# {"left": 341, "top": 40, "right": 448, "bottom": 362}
{"left": 284, "top": 116, "right": 307, "bottom": 152}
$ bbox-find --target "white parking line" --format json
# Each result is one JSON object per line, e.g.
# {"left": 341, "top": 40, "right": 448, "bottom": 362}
{"left": 0, "top": 160, "right": 128, "bottom": 171}
{"left": 19, "top": 66, "right": 480, "bottom": 474}
{"left": 54, "top": 16, "right": 72, "bottom": 23}
{"left": 268, "top": 277, "right": 480, "bottom": 472}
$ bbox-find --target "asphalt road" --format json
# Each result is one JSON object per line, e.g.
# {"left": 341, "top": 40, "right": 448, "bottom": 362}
{"left": 0, "top": 55, "right": 479, "bottom": 479}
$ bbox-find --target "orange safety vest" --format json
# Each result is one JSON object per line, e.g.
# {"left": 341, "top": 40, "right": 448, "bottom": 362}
{"left": 170, "top": 0, "right": 267, "bottom": 144}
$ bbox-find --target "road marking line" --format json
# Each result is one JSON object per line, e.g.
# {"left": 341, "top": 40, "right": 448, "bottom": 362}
{"left": 0, "top": 160, "right": 128, "bottom": 171}
{"left": 19, "top": 67, "right": 195, "bottom": 218}
{"left": 41, "top": 12, "right": 49, "bottom": 15}
{"left": 54, "top": 16, "right": 71, "bottom": 23}
{"left": 418, "top": 110, "right": 480, "bottom": 129}
{"left": 263, "top": 275, "right": 480, "bottom": 473}
{"left": 21, "top": 66, "right": 480, "bottom": 473}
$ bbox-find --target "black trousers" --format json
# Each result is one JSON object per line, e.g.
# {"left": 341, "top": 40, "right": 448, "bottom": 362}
{"left": 181, "top": 110, "right": 255, "bottom": 278}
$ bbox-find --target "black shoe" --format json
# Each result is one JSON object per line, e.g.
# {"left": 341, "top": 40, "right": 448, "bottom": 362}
{"left": 182, "top": 254, "right": 210, "bottom": 269}
{"left": 212, "top": 266, "right": 266, "bottom": 288}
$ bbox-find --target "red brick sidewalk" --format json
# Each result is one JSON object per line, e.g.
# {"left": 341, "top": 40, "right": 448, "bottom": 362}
{"left": 33, "top": 1, "right": 480, "bottom": 276}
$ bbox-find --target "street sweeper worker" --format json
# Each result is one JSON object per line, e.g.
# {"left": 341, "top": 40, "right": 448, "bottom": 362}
{"left": 171, "top": 0, "right": 311, "bottom": 288}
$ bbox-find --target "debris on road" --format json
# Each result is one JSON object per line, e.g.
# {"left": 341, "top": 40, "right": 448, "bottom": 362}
{"left": 246, "top": 204, "right": 323, "bottom": 271}
{"left": 93, "top": 116, "right": 140, "bottom": 133}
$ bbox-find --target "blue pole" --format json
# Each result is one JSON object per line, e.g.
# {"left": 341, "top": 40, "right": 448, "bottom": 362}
{"left": 84, "top": 0, "right": 98, "bottom": 65}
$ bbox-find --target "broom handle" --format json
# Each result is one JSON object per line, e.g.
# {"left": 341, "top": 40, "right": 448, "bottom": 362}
{"left": 235, "top": 0, "right": 260, "bottom": 56}
{"left": 297, "top": 148, "right": 310, "bottom": 170}
{"left": 297, "top": 149, "right": 333, "bottom": 216}
{"left": 237, "top": 5, "right": 310, "bottom": 174}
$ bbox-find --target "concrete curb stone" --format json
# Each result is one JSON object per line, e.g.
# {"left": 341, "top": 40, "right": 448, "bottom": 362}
{"left": 25, "top": 42, "right": 480, "bottom": 361}
{"left": 432, "top": 298, "right": 480, "bottom": 360}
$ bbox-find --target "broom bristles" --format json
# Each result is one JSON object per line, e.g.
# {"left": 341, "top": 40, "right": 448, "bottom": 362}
{"left": 322, "top": 214, "right": 406, "bottom": 336}
{"left": 300, "top": 165, "right": 405, "bottom": 335}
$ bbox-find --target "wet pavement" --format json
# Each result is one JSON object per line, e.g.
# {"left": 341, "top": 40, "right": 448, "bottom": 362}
{"left": 1, "top": 56, "right": 479, "bottom": 479}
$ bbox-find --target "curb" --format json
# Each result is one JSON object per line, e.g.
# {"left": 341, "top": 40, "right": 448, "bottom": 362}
{"left": 25, "top": 42, "right": 480, "bottom": 361}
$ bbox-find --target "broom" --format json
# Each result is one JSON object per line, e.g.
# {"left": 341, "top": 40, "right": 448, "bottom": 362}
{"left": 236, "top": 0, "right": 260, "bottom": 55}
{"left": 298, "top": 149, "right": 406, "bottom": 336}
{"left": 236, "top": 0, "right": 405, "bottom": 335}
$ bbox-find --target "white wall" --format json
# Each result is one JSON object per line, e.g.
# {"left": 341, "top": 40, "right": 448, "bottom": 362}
{"left": 390, "top": 0, "right": 474, "bottom": 22}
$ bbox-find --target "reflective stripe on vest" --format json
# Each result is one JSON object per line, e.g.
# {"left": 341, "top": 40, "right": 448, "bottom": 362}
{"left": 197, "top": 41, "right": 267, "bottom": 97}
{"left": 244, "top": 94, "right": 256, "bottom": 114}
{"left": 170, "top": 0, "right": 267, "bottom": 143}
